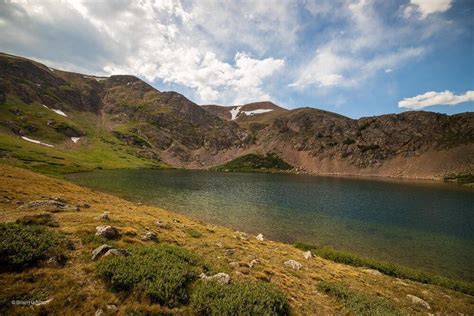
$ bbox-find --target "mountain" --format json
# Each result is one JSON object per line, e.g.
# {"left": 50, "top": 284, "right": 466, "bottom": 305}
{"left": 0, "top": 52, "right": 473, "bottom": 179}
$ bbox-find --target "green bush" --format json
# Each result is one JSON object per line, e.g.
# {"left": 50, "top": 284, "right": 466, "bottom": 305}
{"left": 190, "top": 281, "right": 290, "bottom": 315}
{"left": 16, "top": 213, "right": 59, "bottom": 227}
{"left": 294, "top": 242, "right": 474, "bottom": 296}
{"left": 96, "top": 245, "right": 202, "bottom": 307}
{"left": 318, "top": 281, "right": 400, "bottom": 316}
{"left": 184, "top": 228, "right": 202, "bottom": 238}
{"left": 212, "top": 153, "right": 292, "bottom": 173}
{"left": 0, "top": 223, "right": 67, "bottom": 271}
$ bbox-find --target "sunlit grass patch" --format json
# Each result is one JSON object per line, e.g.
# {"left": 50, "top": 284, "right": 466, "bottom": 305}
{"left": 190, "top": 280, "right": 290, "bottom": 315}
{"left": 318, "top": 281, "right": 400, "bottom": 316}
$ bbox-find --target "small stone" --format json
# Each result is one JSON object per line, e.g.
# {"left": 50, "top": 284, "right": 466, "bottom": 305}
{"left": 364, "top": 268, "right": 382, "bottom": 276}
{"left": 103, "top": 248, "right": 130, "bottom": 258}
{"left": 256, "top": 233, "right": 264, "bottom": 241}
{"left": 229, "top": 262, "right": 240, "bottom": 269}
{"left": 82, "top": 203, "right": 91, "bottom": 208}
{"left": 49, "top": 196, "right": 67, "bottom": 203}
{"left": 46, "top": 254, "right": 67, "bottom": 267}
{"left": 95, "top": 308, "right": 104, "bottom": 316}
{"left": 201, "top": 272, "right": 231, "bottom": 284}
{"left": 96, "top": 212, "right": 109, "bottom": 220}
{"left": 284, "top": 259, "right": 302, "bottom": 270}
{"left": 92, "top": 244, "right": 112, "bottom": 261}
{"left": 249, "top": 259, "right": 259, "bottom": 268}
{"left": 95, "top": 226, "right": 120, "bottom": 239}
{"left": 303, "top": 250, "right": 312, "bottom": 260}
{"left": 407, "top": 294, "right": 431, "bottom": 310}
{"left": 155, "top": 220, "right": 171, "bottom": 229}
{"left": 141, "top": 231, "right": 158, "bottom": 241}
{"left": 106, "top": 304, "right": 118, "bottom": 311}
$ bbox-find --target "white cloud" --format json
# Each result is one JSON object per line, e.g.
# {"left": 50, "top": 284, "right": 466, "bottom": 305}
{"left": 291, "top": 0, "right": 427, "bottom": 89}
{"left": 2, "top": 0, "right": 290, "bottom": 105}
{"left": 398, "top": 90, "right": 474, "bottom": 110}
{"left": 403, "top": 0, "right": 453, "bottom": 19}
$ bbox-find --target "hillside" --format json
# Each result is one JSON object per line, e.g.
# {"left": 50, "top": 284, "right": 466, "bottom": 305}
{"left": 0, "top": 164, "right": 473, "bottom": 314}
{"left": 0, "top": 52, "right": 473, "bottom": 180}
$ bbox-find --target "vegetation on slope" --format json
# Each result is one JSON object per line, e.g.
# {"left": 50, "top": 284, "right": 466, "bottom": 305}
{"left": 294, "top": 242, "right": 474, "bottom": 296}
{"left": 1, "top": 164, "right": 473, "bottom": 314}
{"left": 443, "top": 173, "right": 474, "bottom": 187}
{"left": 318, "top": 281, "right": 400, "bottom": 315}
{"left": 212, "top": 153, "right": 293, "bottom": 173}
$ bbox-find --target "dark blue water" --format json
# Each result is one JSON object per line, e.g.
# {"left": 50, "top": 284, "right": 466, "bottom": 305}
{"left": 67, "top": 169, "right": 474, "bottom": 280}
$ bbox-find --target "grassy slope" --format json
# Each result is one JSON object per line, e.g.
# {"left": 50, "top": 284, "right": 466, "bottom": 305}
{"left": 212, "top": 153, "right": 293, "bottom": 173}
{"left": 0, "top": 96, "right": 165, "bottom": 177}
{"left": 0, "top": 164, "right": 473, "bottom": 315}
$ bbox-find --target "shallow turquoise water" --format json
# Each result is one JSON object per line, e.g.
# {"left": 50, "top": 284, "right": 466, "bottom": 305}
{"left": 67, "top": 169, "right": 474, "bottom": 280}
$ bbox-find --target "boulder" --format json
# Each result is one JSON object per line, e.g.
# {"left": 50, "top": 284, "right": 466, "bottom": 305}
{"left": 103, "top": 248, "right": 130, "bottom": 258}
{"left": 92, "top": 244, "right": 112, "bottom": 261}
{"left": 95, "top": 226, "right": 120, "bottom": 239}
{"left": 284, "top": 260, "right": 302, "bottom": 270}
{"left": 256, "top": 233, "right": 264, "bottom": 241}
{"left": 19, "top": 199, "right": 79, "bottom": 213}
{"left": 303, "top": 250, "right": 312, "bottom": 260}
{"left": 407, "top": 294, "right": 431, "bottom": 310}
{"left": 141, "top": 231, "right": 158, "bottom": 241}
{"left": 200, "top": 272, "right": 231, "bottom": 284}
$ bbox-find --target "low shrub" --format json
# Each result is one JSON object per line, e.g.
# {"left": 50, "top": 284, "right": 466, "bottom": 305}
{"left": 16, "top": 213, "right": 59, "bottom": 227}
{"left": 190, "top": 281, "right": 290, "bottom": 315}
{"left": 184, "top": 228, "right": 202, "bottom": 238}
{"left": 96, "top": 245, "right": 202, "bottom": 307}
{"left": 0, "top": 223, "right": 67, "bottom": 271}
{"left": 294, "top": 242, "right": 474, "bottom": 296}
{"left": 318, "top": 281, "right": 400, "bottom": 316}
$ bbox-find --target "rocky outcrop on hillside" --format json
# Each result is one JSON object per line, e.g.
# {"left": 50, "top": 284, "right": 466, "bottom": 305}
{"left": 0, "top": 52, "right": 472, "bottom": 179}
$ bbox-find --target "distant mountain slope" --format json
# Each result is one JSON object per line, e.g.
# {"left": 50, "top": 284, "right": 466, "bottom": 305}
{"left": 1, "top": 52, "right": 472, "bottom": 179}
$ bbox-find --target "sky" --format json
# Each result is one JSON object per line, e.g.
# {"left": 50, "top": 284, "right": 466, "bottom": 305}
{"left": 0, "top": 0, "right": 473, "bottom": 118}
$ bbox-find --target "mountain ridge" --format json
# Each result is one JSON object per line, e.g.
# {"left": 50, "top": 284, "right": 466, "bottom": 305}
{"left": 0, "top": 52, "right": 472, "bottom": 180}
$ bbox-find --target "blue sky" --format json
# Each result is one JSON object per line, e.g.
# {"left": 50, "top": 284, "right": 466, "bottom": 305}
{"left": 0, "top": 0, "right": 472, "bottom": 118}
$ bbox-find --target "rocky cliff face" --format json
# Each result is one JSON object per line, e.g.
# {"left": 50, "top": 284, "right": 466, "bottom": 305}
{"left": 1, "top": 52, "right": 472, "bottom": 179}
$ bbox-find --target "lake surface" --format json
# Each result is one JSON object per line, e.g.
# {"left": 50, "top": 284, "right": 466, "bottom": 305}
{"left": 67, "top": 169, "right": 474, "bottom": 281}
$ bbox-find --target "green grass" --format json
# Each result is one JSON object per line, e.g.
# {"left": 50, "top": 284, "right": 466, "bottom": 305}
{"left": 190, "top": 281, "right": 290, "bottom": 315}
{"left": 212, "top": 153, "right": 292, "bottom": 173}
{"left": 318, "top": 281, "right": 400, "bottom": 316}
{"left": 184, "top": 228, "right": 203, "bottom": 238}
{"left": 15, "top": 214, "right": 59, "bottom": 227}
{"left": 96, "top": 245, "right": 203, "bottom": 307}
{"left": 294, "top": 242, "right": 474, "bottom": 296}
{"left": 443, "top": 173, "right": 474, "bottom": 187}
{"left": 0, "top": 223, "right": 69, "bottom": 271}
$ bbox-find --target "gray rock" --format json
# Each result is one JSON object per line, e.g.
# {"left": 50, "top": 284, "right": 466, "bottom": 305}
{"left": 303, "top": 250, "right": 312, "bottom": 260}
{"left": 284, "top": 260, "right": 302, "bottom": 270}
{"left": 155, "top": 220, "right": 171, "bottom": 229}
{"left": 256, "top": 233, "right": 264, "bottom": 241}
{"left": 200, "top": 272, "right": 231, "bottom": 284}
{"left": 106, "top": 304, "right": 118, "bottom": 311}
{"left": 249, "top": 259, "right": 259, "bottom": 268}
{"left": 141, "top": 231, "right": 158, "bottom": 241}
{"left": 407, "top": 294, "right": 431, "bottom": 310}
{"left": 96, "top": 212, "right": 109, "bottom": 220}
{"left": 229, "top": 262, "right": 240, "bottom": 269}
{"left": 95, "top": 226, "right": 119, "bottom": 239}
{"left": 103, "top": 248, "right": 130, "bottom": 258}
{"left": 364, "top": 268, "right": 382, "bottom": 276}
{"left": 92, "top": 244, "right": 112, "bottom": 261}
{"left": 19, "top": 199, "right": 78, "bottom": 213}
{"left": 95, "top": 308, "right": 104, "bottom": 316}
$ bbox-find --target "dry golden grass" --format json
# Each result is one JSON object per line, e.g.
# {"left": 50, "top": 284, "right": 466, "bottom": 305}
{"left": 0, "top": 164, "right": 473, "bottom": 315}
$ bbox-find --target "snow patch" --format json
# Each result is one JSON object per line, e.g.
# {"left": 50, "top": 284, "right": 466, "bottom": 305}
{"left": 48, "top": 67, "right": 55, "bottom": 72}
{"left": 21, "top": 136, "right": 54, "bottom": 148}
{"left": 242, "top": 109, "right": 273, "bottom": 116}
{"left": 230, "top": 106, "right": 242, "bottom": 120}
{"left": 51, "top": 109, "right": 67, "bottom": 117}
{"left": 71, "top": 137, "right": 81, "bottom": 143}
{"left": 42, "top": 104, "right": 49, "bottom": 109}
{"left": 230, "top": 106, "right": 273, "bottom": 120}
{"left": 83, "top": 75, "right": 107, "bottom": 82}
